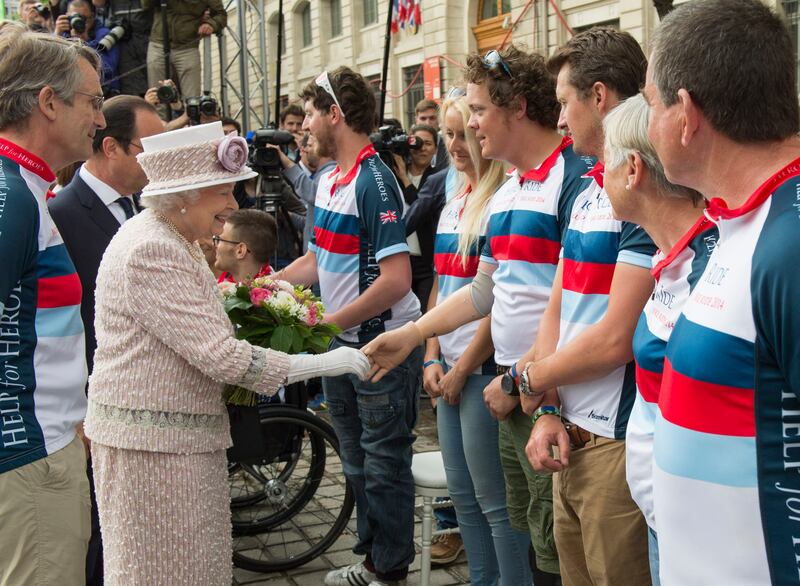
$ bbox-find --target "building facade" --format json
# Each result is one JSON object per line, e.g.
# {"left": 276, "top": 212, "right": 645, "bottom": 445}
{"left": 209, "top": 0, "right": 789, "bottom": 132}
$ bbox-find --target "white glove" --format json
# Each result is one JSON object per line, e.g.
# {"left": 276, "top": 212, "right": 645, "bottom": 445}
{"left": 286, "top": 347, "right": 371, "bottom": 384}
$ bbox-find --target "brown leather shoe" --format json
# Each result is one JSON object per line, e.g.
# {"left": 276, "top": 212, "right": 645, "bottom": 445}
{"left": 430, "top": 533, "right": 464, "bottom": 566}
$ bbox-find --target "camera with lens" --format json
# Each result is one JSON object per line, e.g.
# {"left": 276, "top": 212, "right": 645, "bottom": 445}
{"left": 32, "top": 2, "right": 51, "bottom": 18}
{"left": 185, "top": 92, "right": 218, "bottom": 125}
{"left": 156, "top": 82, "right": 179, "bottom": 105}
{"left": 97, "top": 19, "right": 128, "bottom": 52}
{"left": 369, "top": 124, "right": 422, "bottom": 158}
{"left": 68, "top": 13, "right": 86, "bottom": 33}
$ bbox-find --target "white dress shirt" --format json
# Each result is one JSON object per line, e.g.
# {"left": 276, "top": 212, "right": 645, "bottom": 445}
{"left": 79, "top": 165, "right": 136, "bottom": 226}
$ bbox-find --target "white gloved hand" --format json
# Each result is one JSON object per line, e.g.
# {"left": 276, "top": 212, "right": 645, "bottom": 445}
{"left": 286, "top": 347, "right": 371, "bottom": 384}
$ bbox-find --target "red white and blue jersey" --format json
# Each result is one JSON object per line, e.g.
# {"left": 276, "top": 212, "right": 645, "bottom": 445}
{"left": 433, "top": 186, "right": 495, "bottom": 374}
{"left": 654, "top": 159, "right": 800, "bottom": 585}
{"left": 309, "top": 144, "right": 420, "bottom": 343}
{"left": 557, "top": 164, "right": 656, "bottom": 439}
{"left": 0, "top": 139, "right": 87, "bottom": 474}
{"left": 479, "top": 137, "right": 593, "bottom": 365}
{"left": 627, "top": 217, "right": 717, "bottom": 530}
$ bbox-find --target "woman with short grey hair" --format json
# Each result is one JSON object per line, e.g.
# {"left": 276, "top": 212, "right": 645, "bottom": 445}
{"left": 602, "top": 93, "right": 716, "bottom": 586}
{"left": 85, "top": 122, "right": 370, "bottom": 585}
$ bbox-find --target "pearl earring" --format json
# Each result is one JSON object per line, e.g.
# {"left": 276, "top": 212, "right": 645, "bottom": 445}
{"left": 180, "top": 207, "right": 187, "bottom": 214}
{"left": 625, "top": 184, "right": 631, "bottom": 191}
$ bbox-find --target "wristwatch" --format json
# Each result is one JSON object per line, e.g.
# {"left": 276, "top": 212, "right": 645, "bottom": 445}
{"left": 501, "top": 364, "right": 519, "bottom": 396}
{"left": 519, "top": 361, "right": 533, "bottom": 396}
{"left": 532, "top": 405, "right": 561, "bottom": 424}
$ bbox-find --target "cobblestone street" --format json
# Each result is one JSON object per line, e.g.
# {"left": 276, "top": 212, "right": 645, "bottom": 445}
{"left": 232, "top": 398, "right": 470, "bottom": 586}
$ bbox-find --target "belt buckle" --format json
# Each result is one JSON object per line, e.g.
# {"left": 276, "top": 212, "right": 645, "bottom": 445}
{"left": 562, "top": 420, "right": 589, "bottom": 450}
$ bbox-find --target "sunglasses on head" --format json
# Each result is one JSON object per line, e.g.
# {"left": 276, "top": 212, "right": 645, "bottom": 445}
{"left": 481, "top": 50, "right": 514, "bottom": 79}
{"left": 315, "top": 71, "right": 346, "bottom": 119}
{"left": 446, "top": 86, "right": 467, "bottom": 100}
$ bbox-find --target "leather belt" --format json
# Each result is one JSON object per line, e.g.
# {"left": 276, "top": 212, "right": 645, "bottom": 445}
{"left": 562, "top": 420, "right": 592, "bottom": 450}
{"left": 496, "top": 365, "right": 511, "bottom": 375}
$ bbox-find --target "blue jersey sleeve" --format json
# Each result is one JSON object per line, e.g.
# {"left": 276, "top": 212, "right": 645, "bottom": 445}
{"left": 750, "top": 183, "right": 800, "bottom": 582}
{"left": 0, "top": 177, "right": 38, "bottom": 313}
{"left": 355, "top": 156, "right": 409, "bottom": 262}
{"left": 619, "top": 222, "right": 657, "bottom": 269}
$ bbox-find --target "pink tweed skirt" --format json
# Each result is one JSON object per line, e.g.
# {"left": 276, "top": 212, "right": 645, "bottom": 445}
{"left": 92, "top": 444, "right": 232, "bottom": 586}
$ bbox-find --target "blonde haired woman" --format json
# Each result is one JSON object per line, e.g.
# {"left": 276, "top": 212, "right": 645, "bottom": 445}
{"left": 422, "top": 91, "right": 532, "bottom": 585}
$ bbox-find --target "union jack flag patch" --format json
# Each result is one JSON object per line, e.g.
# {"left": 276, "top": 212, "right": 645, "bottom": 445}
{"left": 380, "top": 210, "right": 398, "bottom": 224}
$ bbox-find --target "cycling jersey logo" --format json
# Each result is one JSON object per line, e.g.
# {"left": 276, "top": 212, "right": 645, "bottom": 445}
{"left": 380, "top": 210, "right": 398, "bottom": 224}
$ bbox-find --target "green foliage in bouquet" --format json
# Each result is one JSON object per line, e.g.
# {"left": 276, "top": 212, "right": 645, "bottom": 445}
{"left": 218, "top": 277, "right": 340, "bottom": 406}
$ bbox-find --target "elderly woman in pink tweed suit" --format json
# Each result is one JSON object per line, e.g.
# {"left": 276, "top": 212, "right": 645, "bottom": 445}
{"left": 84, "top": 122, "right": 369, "bottom": 585}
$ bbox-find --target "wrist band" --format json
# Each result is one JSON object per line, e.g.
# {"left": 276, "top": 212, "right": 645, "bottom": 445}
{"left": 423, "top": 359, "right": 442, "bottom": 369}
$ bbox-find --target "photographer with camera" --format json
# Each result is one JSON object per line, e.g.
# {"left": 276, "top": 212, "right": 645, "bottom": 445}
{"left": 55, "top": 0, "right": 120, "bottom": 94}
{"left": 266, "top": 131, "right": 336, "bottom": 253}
{"left": 145, "top": 82, "right": 221, "bottom": 130}
{"left": 143, "top": 0, "right": 226, "bottom": 109}
{"left": 18, "top": 0, "right": 55, "bottom": 31}
{"left": 247, "top": 128, "right": 308, "bottom": 269}
{"left": 91, "top": 0, "right": 153, "bottom": 97}
{"left": 391, "top": 124, "right": 439, "bottom": 312}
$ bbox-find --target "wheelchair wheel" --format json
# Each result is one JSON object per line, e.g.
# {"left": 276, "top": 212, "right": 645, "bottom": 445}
{"left": 230, "top": 406, "right": 355, "bottom": 572}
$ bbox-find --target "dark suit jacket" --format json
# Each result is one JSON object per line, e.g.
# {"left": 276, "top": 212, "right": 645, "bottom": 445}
{"left": 48, "top": 173, "right": 127, "bottom": 375}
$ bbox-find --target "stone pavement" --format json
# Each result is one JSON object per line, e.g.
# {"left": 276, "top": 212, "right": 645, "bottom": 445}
{"left": 232, "top": 398, "right": 470, "bottom": 586}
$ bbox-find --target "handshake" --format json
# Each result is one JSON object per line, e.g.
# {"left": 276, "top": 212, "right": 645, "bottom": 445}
{"left": 289, "top": 323, "right": 420, "bottom": 384}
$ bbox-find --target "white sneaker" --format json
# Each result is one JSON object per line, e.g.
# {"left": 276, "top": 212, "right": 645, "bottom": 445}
{"left": 325, "top": 562, "right": 377, "bottom": 586}
{"left": 368, "top": 580, "right": 407, "bottom": 586}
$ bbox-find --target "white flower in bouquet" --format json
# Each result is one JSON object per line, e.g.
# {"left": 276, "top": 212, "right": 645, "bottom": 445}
{"left": 218, "top": 281, "right": 237, "bottom": 297}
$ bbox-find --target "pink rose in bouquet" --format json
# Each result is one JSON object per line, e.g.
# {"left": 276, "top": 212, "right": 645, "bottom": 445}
{"left": 249, "top": 287, "right": 271, "bottom": 306}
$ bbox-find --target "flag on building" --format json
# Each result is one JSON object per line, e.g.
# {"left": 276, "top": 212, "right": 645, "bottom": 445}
{"left": 392, "top": 0, "right": 422, "bottom": 34}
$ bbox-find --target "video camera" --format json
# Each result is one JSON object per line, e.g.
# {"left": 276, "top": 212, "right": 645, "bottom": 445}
{"left": 370, "top": 125, "right": 422, "bottom": 158}
{"left": 97, "top": 19, "right": 129, "bottom": 52}
{"left": 186, "top": 92, "right": 218, "bottom": 125}
{"left": 248, "top": 128, "right": 294, "bottom": 213}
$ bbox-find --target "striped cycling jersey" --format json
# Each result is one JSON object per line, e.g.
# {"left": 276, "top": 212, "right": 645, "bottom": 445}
{"left": 557, "top": 163, "right": 657, "bottom": 439}
{"left": 479, "top": 137, "right": 593, "bottom": 366}
{"left": 654, "top": 158, "right": 800, "bottom": 585}
{"left": 0, "top": 139, "right": 87, "bottom": 474}
{"left": 309, "top": 144, "right": 420, "bottom": 343}
{"left": 433, "top": 185, "right": 494, "bottom": 374}
{"left": 626, "top": 217, "right": 717, "bottom": 530}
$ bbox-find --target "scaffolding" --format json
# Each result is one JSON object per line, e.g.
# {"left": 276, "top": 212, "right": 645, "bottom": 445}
{"left": 203, "top": 0, "right": 270, "bottom": 134}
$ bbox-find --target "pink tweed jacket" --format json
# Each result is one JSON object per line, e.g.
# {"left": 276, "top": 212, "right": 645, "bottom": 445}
{"left": 84, "top": 209, "right": 290, "bottom": 454}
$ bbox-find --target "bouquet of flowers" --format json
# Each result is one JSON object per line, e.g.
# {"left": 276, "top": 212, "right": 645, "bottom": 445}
{"left": 219, "top": 276, "right": 340, "bottom": 406}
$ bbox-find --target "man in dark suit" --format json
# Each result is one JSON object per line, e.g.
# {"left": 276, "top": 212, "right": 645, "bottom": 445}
{"left": 50, "top": 95, "right": 163, "bottom": 373}
{"left": 48, "top": 94, "right": 163, "bottom": 586}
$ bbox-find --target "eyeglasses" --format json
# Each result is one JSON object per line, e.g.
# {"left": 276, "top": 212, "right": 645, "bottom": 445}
{"left": 212, "top": 235, "right": 243, "bottom": 247}
{"left": 315, "top": 71, "right": 346, "bottom": 119}
{"left": 128, "top": 140, "right": 144, "bottom": 152}
{"left": 481, "top": 50, "right": 514, "bottom": 79}
{"left": 446, "top": 86, "right": 467, "bottom": 100}
{"left": 74, "top": 90, "right": 104, "bottom": 111}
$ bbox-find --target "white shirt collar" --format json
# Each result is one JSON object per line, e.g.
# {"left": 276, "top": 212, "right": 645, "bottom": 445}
{"left": 79, "top": 164, "right": 125, "bottom": 207}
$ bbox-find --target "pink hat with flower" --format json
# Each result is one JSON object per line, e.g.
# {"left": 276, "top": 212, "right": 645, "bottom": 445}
{"left": 137, "top": 121, "right": 257, "bottom": 196}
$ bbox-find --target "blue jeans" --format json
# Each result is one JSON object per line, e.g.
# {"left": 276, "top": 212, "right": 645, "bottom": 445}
{"left": 323, "top": 337, "right": 422, "bottom": 578}
{"left": 649, "top": 528, "right": 661, "bottom": 586}
{"left": 437, "top": 372, "right": 533, "bottom": 586}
